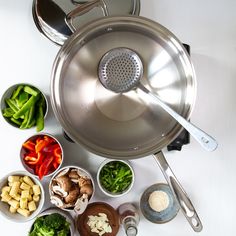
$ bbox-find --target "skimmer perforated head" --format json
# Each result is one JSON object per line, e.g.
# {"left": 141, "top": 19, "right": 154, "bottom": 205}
{"left": 98, "top": 48, "right": 143, "bottom": 93}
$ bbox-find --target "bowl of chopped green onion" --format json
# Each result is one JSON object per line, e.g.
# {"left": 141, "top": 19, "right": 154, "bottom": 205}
{"left": 97, "top": 159, "right": 135, "bottom": 197}
{"left": 1, "top": 83, "right": 48, "bottom": 131}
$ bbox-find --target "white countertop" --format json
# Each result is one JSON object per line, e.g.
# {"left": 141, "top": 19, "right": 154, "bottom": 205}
{"left": 0, "top": 0, "right": 235, "bottom": 235}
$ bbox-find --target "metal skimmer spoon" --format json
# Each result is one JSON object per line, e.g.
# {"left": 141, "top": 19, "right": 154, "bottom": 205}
{"left": 98, "top": 47, "right": 218, "bottom": 152}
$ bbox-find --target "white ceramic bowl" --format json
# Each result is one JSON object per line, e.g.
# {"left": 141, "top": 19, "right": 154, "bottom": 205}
{"left": 49, "top": 165, "right": 95, "bottom": 212}
{"left": 28, "top": 207, "right": 75, "bottom": 235}
{"left": 20, "top": 133, "right": 64, "bottom": 179}
{"left": 0, "top": 171, "right": 45, "bottom": 222}
{"left": 97, "top": 159, "right": 135, "bottom": 198}
{"left": 0, "top": 83, "right": 48, "bottom": 129}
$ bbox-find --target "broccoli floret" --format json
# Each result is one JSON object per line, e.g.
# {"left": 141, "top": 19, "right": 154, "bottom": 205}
{"left": 29, "top": 217, "right": 45, "bottom": 236}
{"left": 38, "top": 226, "right": 54, "bottom": 236}
{"left": 28, "top": 213, "right": 70, "bottom": 236}
{"left": 44, "top": 213, "right": 67, "bottom": 230}
{"left": 57, "top": 228, "right": 70, "bottom": 236}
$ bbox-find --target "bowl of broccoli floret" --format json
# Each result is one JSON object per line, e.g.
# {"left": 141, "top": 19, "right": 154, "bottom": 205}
{"left": 28, "top": 208, "right": 75, "bottom": 236}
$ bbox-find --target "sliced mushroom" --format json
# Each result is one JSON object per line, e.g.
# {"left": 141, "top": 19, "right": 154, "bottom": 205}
{"left": 71, "top": 179, "right": 80, "bottom": 183}
{"left": 64, "top": 202, "right": 75, "bottom": 209}
{"left": 78, "top": 178, "right": 92, "bottom": 187}
{"left": 80, "top": 184, "right": 93, "bottom": 196}
{"left": 50, "top": 195, "right": 64, "bottom": 208}
{"left": 55, "top": 175, "right": 72, "bottom": 192}
{"left": 68, "top": 170, "right": 80, "bottom": 179}
{"left": 57, "top": 167, "right": 70, "bottom": 177}
{"left": 77, "top": 169, "right": 90, "bottom": 179}
{"left": 52, "top": 185, "right": 68, "bottom": 197}
{"left": 64, "top": 185, "right": 80, "bottom": 204}
{"left": 74, "top": 195, "right": 88, "bottom": 214}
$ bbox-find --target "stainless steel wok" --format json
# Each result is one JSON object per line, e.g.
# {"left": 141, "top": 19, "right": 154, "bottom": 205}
{"left": 51, "top": 16, "right": 203, "bottom": 231}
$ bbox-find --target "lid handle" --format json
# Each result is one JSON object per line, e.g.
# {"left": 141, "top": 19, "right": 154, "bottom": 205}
{"left": 66, "top": 0, "right": 109, "bottom": 32}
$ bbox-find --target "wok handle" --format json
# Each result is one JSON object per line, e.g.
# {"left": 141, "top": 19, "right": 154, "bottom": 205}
{"left": 153, "top": 151, "right": 203, "bottom": 232}
{"left": 66, "top": 0, "right": 109, "bottom": 32}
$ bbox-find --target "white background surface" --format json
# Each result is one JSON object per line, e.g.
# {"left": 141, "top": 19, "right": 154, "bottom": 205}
{"left": 0, "top": 0, "right": 235, "bottom": 235}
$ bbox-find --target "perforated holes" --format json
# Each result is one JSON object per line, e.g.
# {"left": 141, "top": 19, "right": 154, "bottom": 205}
{"left": 98, "top": 48, "right": 143, "bottom": 93}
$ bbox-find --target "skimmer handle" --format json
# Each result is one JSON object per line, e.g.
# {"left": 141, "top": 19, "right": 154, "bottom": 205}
{"left": 138, "top": 83, "right": 218, "bottom": 152}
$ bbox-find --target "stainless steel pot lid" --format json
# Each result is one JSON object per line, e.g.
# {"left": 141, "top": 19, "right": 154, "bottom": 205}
{"left": 32, "top": 0, "right": 140, "bottom": 45}
{"left": 51, "top": 16, "right": 196, "bottom": 159}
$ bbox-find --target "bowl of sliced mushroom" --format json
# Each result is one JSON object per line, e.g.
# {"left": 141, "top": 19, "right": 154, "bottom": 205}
{"left": 49, "top": 166, "right": 94, "bottom": 214}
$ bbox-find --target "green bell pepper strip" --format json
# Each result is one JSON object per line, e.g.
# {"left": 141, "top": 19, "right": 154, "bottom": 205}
{"left": 26, "top": 104, "right": 35, "bottom": 128}
{"left": 13, "top": 94, "right": 40, "bottom": 119}
{"left": 5, "top": 98, "right": 19, "bottom": 113}
{"left": 17, "top": 91, "right": 29, "bottom": 108}
{"left": 2, "top": 108, "right": 14, "bottom": 117}
{"left": 11, "top": 85, "right": 24, "bottom": 99}
{"left": 37, "top": 95, "right": 46, "bottom": 112}
{"left": 20, "top": 110, "right": 29, "bottom": 129}
{"left": 27, "top": 119, "right": 36, "bottom": 128}
{"left": 36, "top": 105, "right": 44, "bottom": 132}
{"left": 24, "top": 86, "right": 39, "bottom": 97}
{"left": 10, "top": 117, "right": 22, "bottom": 126}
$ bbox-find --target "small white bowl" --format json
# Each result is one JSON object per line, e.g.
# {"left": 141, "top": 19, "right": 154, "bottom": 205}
{"left": 28, "top": 207, "right": 75, "bottom": 235}
{"left": 49, "top": 165, "right": 95, "bottom": 213}
{"left": 0, "top": 83, "right": 48, "bottom": 130}
{"left": 20, "top": 133, "right": 64, "bottom": 179}
{"left": 97, "top": 159, "right": 135, "bottom": 198}
{"left": 0, "top": 171, "right": 45, "bottom": 222}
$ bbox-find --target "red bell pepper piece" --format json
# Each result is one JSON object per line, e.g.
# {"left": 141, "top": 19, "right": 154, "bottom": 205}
{"left": 25, "top": 152, "right": 44, "bottom": 165}
{"left": 22, "top": 140, "right": 35, "bottom": 152}
{"left": 44, "top": 135, "right": 55, "bottom": 144}
{"left": 54, "top": 155, "right": 62, "bottom": 165}
{"left": 35, "top": 164, "right": 40, "bottom": 176}
{"left": 24, "top": 152, "right": 37, "bottom": 160}
{"left": 41, "top": 143, "right": 59, "bottom": 154}
{"left": 35, "top": 139, "right": 50, "bottom": 153}
{"left": 53, "top": 145, "right": 62, "bottom": 159}
{"left": 38, "top": 156, "right": 54, "bottom": 180}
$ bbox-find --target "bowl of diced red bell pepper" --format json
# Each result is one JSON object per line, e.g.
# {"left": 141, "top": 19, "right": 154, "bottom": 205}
{"left": 20, "top": 133, "right": 63, "bottom": 180}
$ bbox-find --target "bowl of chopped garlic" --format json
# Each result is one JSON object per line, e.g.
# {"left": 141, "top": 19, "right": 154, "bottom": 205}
{"left": 0, "top": 170, "right": 45, "bottom": 222}
{"left": 77, "top": 202, "right": 120, "bottom": 236}
{"left": 140, "top": 183, "right": 180, "bottom": 224}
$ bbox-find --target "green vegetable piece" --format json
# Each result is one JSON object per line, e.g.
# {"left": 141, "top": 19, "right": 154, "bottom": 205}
{"left": 57, "top": 228, "right": 70, "bottom": 236}
{"left": 36, "top": 102, "right": 44, "bottom": 132}
{"left": 99, "top": 161, "right": 133, "bottom": 193}
{"left": 38, "top": 227, "right": 54, "bottom": 236}
{"left": 29, "top": 217, "right": 44, "bottom": 236}
{"left": 13, "top": 94, "right": 40, "bottom": 119}
{"left": 17, "top": 91, "right": 29, "bottom": 108}
{"left": 11, "top": 85, "right": 24, "bottom": 99}
{"left": 10, "top": 117, "right": 22, "bottom": 126}
{"left": 5, "top": 98, "right": 19, "bottom": 113}
{"left": 26, "top": 104, "right": 35, "bottom": 128}
{"left": 28, "top": 213, "right": 70, "bottom": 236}
{"left": 40, "top": 94, "right": 47, "bottom": 114}
{"left": 24, "top": 85, "right": 39, "bottom": 97}
{"left": 44, "top": 213, "right": 68, "bottom": 230}
{"left": 2, "top": 108, "right": 14, "bottom": 117}
{"left": 20, "top": 110, "right": 29, "bottom": 129}
{"left": 27, "top": 119, "right": 36, "bottom": 128}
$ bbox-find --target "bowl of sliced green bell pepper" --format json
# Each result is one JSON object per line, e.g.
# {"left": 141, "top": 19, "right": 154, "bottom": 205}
{"left": 1, "top": 83, "right": 48, "bottom": 131}
{"left": 97, "top": 159, "right": 135, "bottom": 197}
